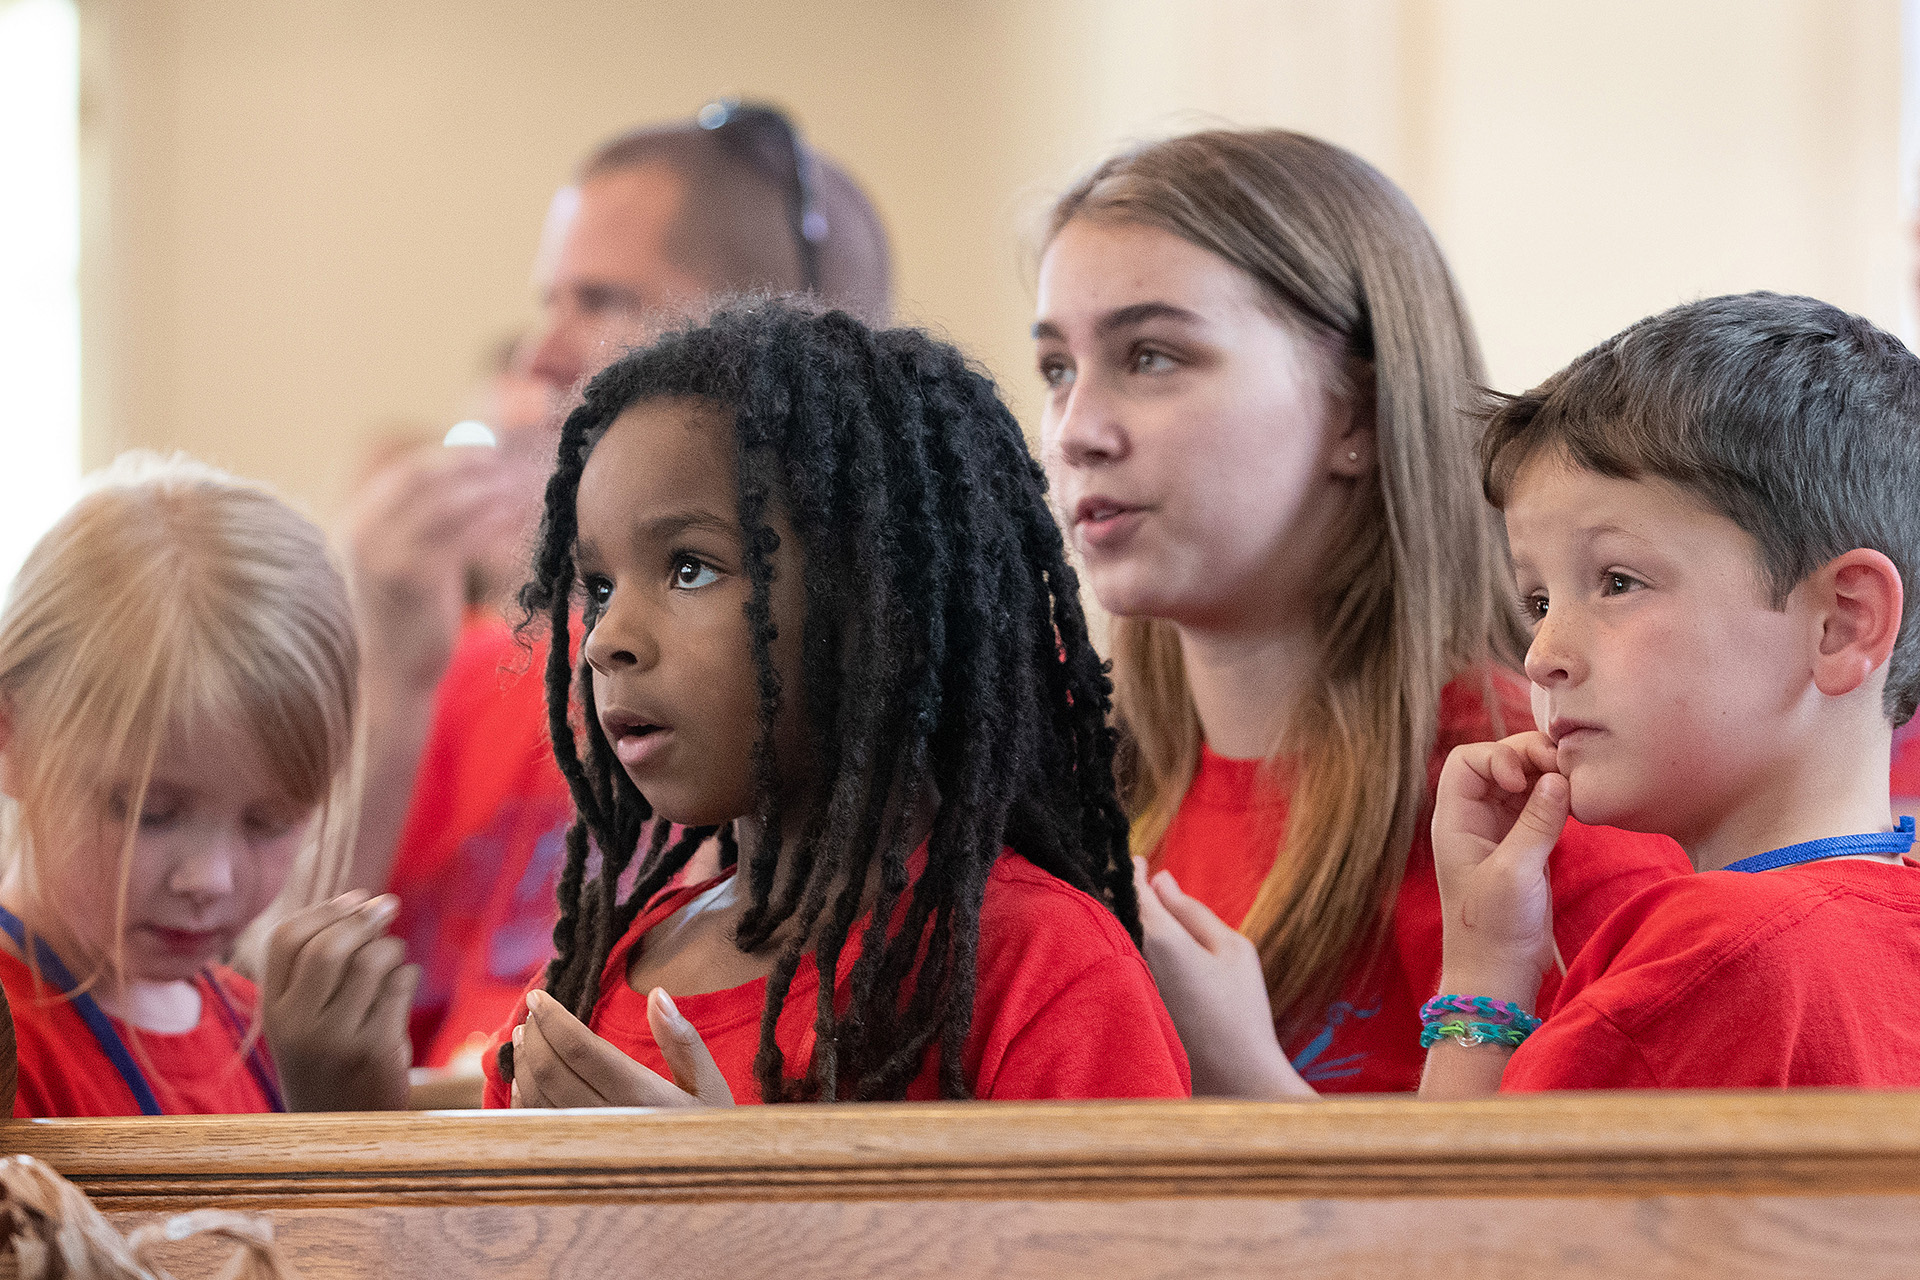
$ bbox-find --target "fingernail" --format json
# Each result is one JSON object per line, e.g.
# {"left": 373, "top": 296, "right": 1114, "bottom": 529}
{"left": 369, "top": 895, "right": 399, "bottom": 921}
{"left": 512, "top": 1024, "right": 524, "bottom": 1049}
{"left": 527, "top": 990, "right": 544, "bottom": 1012}
{"left": 654, "top": 988, "right": 685, "bottom": 1025}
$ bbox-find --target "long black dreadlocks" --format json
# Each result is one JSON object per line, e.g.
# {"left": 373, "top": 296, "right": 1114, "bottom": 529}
{"left": 505, "top": 300, "right": 1136, "bottom": 1102}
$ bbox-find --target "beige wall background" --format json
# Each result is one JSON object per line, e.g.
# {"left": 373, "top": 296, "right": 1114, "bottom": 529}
{"left": 78, "top": 0, "right": 1905, "bottom": 527}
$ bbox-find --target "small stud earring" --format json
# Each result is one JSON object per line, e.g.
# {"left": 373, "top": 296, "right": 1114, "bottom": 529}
{"left": 1347, "top": 451, "right": 1359, "bottom": 462}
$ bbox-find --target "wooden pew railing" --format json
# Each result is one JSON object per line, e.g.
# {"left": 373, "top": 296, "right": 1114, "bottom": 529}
{"left": 6, "top": 1090, "right": 1920, "bottom": 1278}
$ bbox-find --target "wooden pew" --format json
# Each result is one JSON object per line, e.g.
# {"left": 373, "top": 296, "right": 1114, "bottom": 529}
{"left": 6, "top": 1090, "right": 1920, "bottom": 1278}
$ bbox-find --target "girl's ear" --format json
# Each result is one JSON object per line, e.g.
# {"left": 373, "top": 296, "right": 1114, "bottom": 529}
{"left": 1328, "top": 354, "right": 1377, "bottom": 481}
{"left": 1810, "top": 548, "right": 1904, "bottom": 700}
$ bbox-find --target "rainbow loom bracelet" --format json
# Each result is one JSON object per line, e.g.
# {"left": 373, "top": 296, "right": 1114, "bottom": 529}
{"left": 1419, "top": 1020, "right": 1534, "bottom": 1049}
{"left": 1419, "top": 994, "right": 1542, "bottom": 1049}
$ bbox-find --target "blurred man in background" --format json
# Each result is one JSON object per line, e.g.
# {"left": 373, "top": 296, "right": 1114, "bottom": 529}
{"left": 347, "top": 103, "right": 893, "bottom": 1071}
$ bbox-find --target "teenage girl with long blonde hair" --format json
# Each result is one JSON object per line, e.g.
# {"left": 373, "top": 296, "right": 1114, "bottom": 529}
{"left": 1033, "top": 129, "right": 1690, "bottom": 1095}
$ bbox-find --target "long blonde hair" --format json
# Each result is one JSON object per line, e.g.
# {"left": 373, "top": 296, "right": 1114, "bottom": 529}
{"left": 0, "top": 453, "right": 360, "bottom": 985}
{"left": 1050, "top": 130, "right": 1526, "bottom": 1030}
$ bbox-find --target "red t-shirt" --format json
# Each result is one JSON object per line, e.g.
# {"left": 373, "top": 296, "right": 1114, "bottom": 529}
{"left": 2, "top": 952, "right": 275, "bottom": 1117}
{"left": 1151, "top": 670, "right": 1692, "bottom": 1094}
{"left": 387, "top": 617, "right": 574, "bottom": 1068}
{"left": 482, "top": 850, "right": 1191, "bottom": 1105}
{"left": 1503, "top": 856, "right": 1920, "bottom": 1090}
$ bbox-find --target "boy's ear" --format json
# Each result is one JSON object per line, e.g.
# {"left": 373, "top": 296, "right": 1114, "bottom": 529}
{"left": 1328, "top": 355, "right": 1378, "bottom": 480}
{"left": 1810, "top": 548, "right": 1904, "bottom": 699}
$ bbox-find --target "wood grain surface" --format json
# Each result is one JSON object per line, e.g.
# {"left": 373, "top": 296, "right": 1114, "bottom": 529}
{"left": 3, "top": 1092, "right": 1918, "bottom": 1278}
{"left": 103, "top": 1191, "right": 1920, "bottom": 1280}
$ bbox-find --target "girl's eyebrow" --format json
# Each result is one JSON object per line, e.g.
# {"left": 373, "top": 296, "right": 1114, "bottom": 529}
{"left": 636, "top": 509, "right": 738, "bottom": 542}
{"left": 1093, "top": 300, "right": 1204, "bottom": 336}
{"left": 1032, "top": 300, "right": 1204, "bottom": 342}
{"left": 576, "top": 511, "right": 735, "bottom": 565}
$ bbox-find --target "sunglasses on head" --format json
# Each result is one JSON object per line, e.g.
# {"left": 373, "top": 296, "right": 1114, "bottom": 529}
{"left": 697, "top": 98, "right": 827, "bottom": 295}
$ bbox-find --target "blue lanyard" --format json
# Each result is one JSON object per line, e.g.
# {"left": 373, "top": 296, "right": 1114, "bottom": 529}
{"left": 201, "top": 969, "right": 287, "bottom": 1113}
{"left": 1723, "top": 815, "right": 1916, "bottom": 873}
{"left": 0, "top": 905, "right": 284, "bottom": 1115}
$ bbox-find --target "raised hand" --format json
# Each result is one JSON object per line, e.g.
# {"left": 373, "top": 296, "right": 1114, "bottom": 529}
{"left": 1132, "top": 858, "right": 1316, "bottom": 1100}
{"left": 262, "top": 893, "right": 419, "bottom": 1111}
{"left": 510, "top": 988, "right": 734, "bottom": 1109}
{"left": 341, "top": 443, "right": 544, "bottom": 891}
{"left": 344, "top": 445, "right": 535, "bottom": 696}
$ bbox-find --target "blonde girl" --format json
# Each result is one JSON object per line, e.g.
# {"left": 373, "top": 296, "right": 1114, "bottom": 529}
{"left": 1033, "top": 130, "right": 1690, "bottom": 1095}
{"left": 0, "top": 453, "right": 414, "bottom": 1115}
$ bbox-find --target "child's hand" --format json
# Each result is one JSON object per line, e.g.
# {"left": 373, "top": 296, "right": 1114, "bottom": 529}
{"left": 262, "top": 893, "right": 419, "bottom": 1112}
{"left": 509, "top": 988, "right": 734, "bottom": 1109}
{"left": 1131, "top": 859, "right": 1315, "bottom": 1100}
{"left": 1430, "top": 731, "right": 1569, "bottom": 1004}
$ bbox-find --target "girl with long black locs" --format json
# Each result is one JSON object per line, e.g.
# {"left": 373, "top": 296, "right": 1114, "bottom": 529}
{"left": 485, "top": 301, "right": 1189, "bottom": 1105}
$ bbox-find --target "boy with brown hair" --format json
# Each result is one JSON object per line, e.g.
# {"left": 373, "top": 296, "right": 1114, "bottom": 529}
{"left": 1421, "top": 292, "right": 1920, "bottom": 1095}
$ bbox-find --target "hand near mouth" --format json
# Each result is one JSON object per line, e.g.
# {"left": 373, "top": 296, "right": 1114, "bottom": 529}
{"left": 1430, "top": 730, "right": 1569, "bottom": 1004}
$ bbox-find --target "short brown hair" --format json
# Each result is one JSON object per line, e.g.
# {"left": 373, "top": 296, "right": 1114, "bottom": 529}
{"left": 1482, "top": 291, "right": 1920, "bottom": 724}
{"left": 582, "top": 117, "right": 892, "bottom": 325}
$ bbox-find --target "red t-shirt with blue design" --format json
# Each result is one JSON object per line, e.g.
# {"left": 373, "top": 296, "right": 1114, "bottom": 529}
{"left": 1149, "top": 670, "right": 1692, "bottom": 1093}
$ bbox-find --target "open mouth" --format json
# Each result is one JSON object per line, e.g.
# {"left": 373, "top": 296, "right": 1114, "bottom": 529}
{"left": 603, "top": 710, "right": 674, "bottom": 768}
{"left": 1073, "top": 496, "right": 1147, "bottom": 549}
